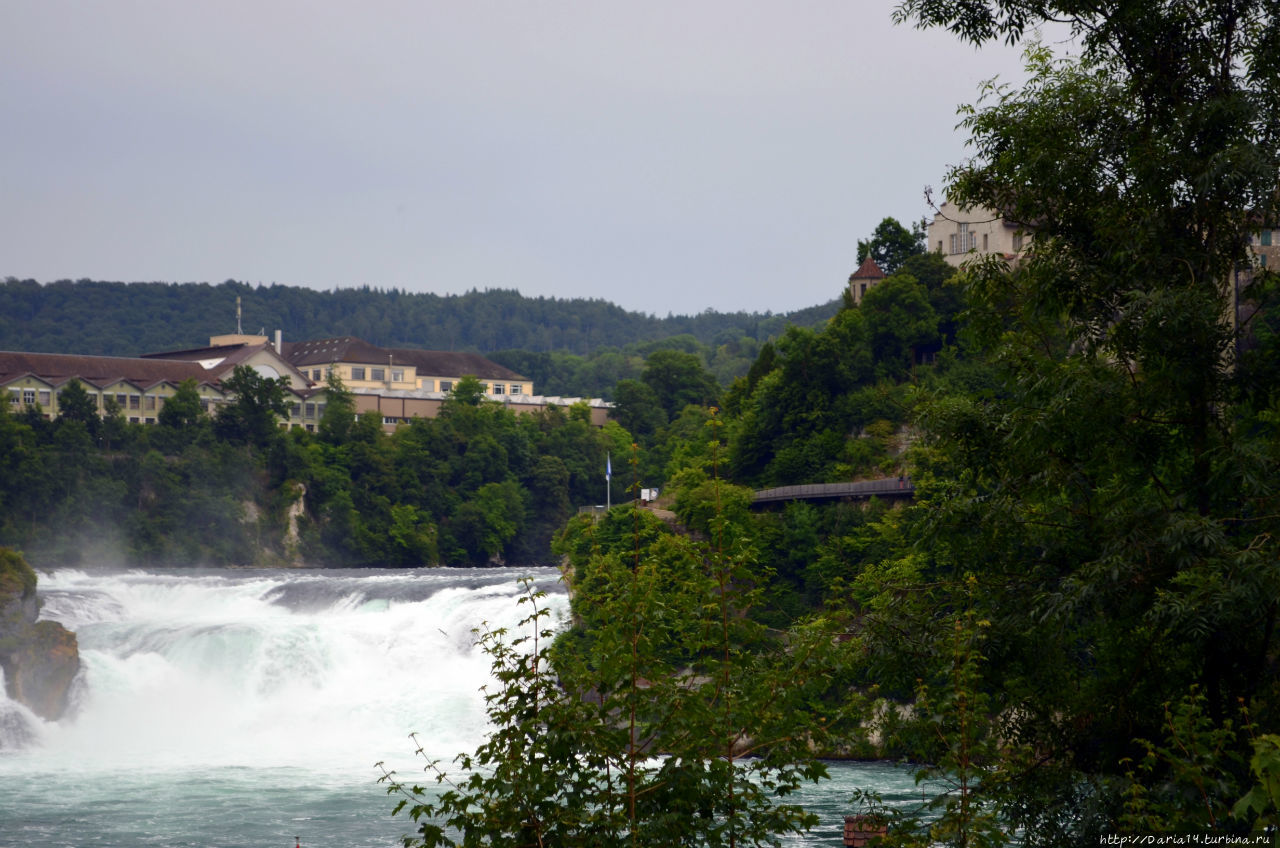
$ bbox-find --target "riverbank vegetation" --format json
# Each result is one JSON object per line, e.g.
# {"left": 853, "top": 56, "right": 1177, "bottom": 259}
{"left": 0, "top": 372, "right": 633, "bottom": 567}
{"left": 385, "top": 0, "right": 1280, "bottom": 843}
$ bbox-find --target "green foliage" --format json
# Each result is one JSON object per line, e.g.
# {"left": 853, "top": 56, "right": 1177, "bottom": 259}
{"left": 385, "top": 480, "right": 849, "bottom": 847}
{"left": 728, "top": 309, "right": 888, "bottom": 486}
{"left": 55, "top": 379, "right": 97, "bottom": 428}
{"left": 452, "top": 480, "right": 525, "bottom": 564}
{"left": 443, "top": 375, "right": 487, "bottom": 407}
{"left": 0, "top": 359, "right": 625, "bottom": 567}
{"left": 1120, "top": 689, "right": 1249, "bottom": 834}
{"left": 835, "top": 1, "right": 1280, "bottom": 840}
{"left": 317, "top": 370, "right": 355, "bottom": 443}
{"left": 610, "top": 378, "right": 667, "bottom": 441}
{"left": 860, "top": 273, "right": 939, "bottom": 380}
{"left": 899, "top": 253, "right": 964, "bottom": 347}
{"left": 670, "top": 468, "right": 755, "bottom": 544}
{"left": 857, "top": 216, "right": 927, "bottom": 276}
{"left": 1234, "top": 734, "right": 1280, "bottom": 831}
{"left": 0, "top": 547, "right": 36, "bottom": 598}
{"left": 215, "top": 365, "right": 291, "bottom": 446}
{"left": 0, "top": 277, "right": 837, "bottom": 364}
{"left": 99, "top": 395, "right": 126, "bottom": 450}
{"left": 891, "top": 576, "right": 1010, "bottom": 848}
{"left": 157, "top": 378, "right": 205, "bottom": 431}
{"left": 641, "top": 349, "right": 720, "bottom": 422}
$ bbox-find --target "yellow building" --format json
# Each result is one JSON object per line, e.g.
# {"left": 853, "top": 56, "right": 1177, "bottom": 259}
{"left": 0, "top": 352, "right": 229, "bottom": 424}
{"left": 281, "top": 336, "right": 532, "bottom": 397}
{"left": 2, "top": 333, "right": 609, "bottom": 431}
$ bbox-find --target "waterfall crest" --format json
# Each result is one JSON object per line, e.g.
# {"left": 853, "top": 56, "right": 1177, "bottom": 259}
{"left": 0, "top": 567, "right": 566, "bottom": 768}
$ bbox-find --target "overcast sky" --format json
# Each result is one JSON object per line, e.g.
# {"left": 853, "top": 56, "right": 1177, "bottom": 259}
{"left": 1, "top": 1, "right": 1045, "bottom": 316}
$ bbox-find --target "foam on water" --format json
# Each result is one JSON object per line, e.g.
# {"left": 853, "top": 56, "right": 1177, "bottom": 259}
{"left": 0, "top": 566, "right": 926, "bottom": 847}
{"left": 5, "top": 567, "right": 566, "bottom": 770}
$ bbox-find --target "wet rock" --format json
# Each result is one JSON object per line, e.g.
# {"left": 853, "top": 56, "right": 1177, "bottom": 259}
{"left": 0, "top": 548, "right": 80, "bottom": 721}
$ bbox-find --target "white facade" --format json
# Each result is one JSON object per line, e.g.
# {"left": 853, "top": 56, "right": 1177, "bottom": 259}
{"left": 927, "top": 201, "right": 1028, "bottom": 267}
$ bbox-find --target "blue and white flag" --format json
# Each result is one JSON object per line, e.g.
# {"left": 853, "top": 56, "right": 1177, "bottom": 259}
{"left": 606, "top": 453, "right": 612, "bottom": 481}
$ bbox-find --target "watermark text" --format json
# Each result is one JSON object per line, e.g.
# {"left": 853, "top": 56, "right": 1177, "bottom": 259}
{"left": 1099, "top": 836, "right": 1272, "bottom": 846}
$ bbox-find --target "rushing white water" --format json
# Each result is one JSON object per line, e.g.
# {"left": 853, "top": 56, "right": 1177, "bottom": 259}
{"left": 0, "top": 567, "right": 929, "bottom": 847}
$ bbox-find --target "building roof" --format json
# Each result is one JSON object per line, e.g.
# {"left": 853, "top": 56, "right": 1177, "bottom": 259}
{"left": 141, "top": 339, "right": 310, "bottom": 387}
{"left": 141, "top": 342, "right": 273, "bottom": 369}
{"left": 2, "top": 336, "right": 527, "bottom": 395}
{"left": 281, "top": 337, "right": 527, "bottom": 381}
{"left": 385, "top": 348, "right": 526, "bottom": 381}
{"left": 0, "top": 351, "right": 214, "bottom": 390}
{"left": 848, "top": 257, "right": 885, "bottom": 281}
{"left": 282, "top": 337, "right": 392, "bottom": 367}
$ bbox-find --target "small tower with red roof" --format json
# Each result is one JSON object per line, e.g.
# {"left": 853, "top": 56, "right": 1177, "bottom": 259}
{"left": 847, "top": 257, "right": 886, "bottom": 306}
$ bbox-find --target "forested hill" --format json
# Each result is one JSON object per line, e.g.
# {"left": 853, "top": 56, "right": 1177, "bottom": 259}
{"left": 0, "top": 277, "right": 839, "bottom": 357}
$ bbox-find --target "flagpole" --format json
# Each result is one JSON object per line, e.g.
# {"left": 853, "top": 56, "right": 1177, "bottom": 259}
{"left": 606, "top": 452, "right": 611, "bottom": 511}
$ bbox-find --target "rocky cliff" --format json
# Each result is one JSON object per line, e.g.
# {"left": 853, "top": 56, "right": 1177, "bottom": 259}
{"left": 0, "top": 548, "right": 79, "bottom": 721}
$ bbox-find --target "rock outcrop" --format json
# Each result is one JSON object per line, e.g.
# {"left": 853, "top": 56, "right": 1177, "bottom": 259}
{"left": 0, "top": 548, "right": 79, "bottom": 721}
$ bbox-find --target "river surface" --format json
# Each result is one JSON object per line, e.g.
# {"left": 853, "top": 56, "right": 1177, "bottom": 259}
{"left": 0, "top": 567, "right": 931, "bottom": 847}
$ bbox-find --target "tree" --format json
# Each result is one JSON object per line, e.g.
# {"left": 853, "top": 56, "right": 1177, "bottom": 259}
{"left": 99, "top": 396, "right": 127, "bottom": 451}
{"left": 856, "top": 216, "right": 926, "bottom": 276}
{"left": 214, "top": 365, "right": 291, "bottom": 446}
{"left": 859, "top": 273, "right": 939, "bottom": 378}
{"left": 55, "top": 379, "right": 97, "bottom": 429}
{"left": 640, "top": 349, "right": 719, "bottom": 422}
{"left": 728, "top": 309, "right": 875, "bottom": 486}
{"left": 157, "top": 378, "right": 204, "bottom": 429}
{"left": 317, "top": 370, "right": 355, "bottom": 444}
{"left": 383, "top": 497, "right": 846, "bottom": 847}
{"left": 609, "top": 378, "right": 666, "bottom": 441}
{"left": 451, "top": 479, "right": 525, "bottom": 564}
{"left": 900, "top": 252, "right": 964, "bottom": 345}
{"left": 443, "top": 375, "right": 487, "bottom": 408}
{"left": 864, "top": 1, "right": 1280, "bottom": 840}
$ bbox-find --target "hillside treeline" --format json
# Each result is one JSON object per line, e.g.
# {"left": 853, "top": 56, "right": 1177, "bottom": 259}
{"left": 0, "top": 277, "right": 838, "bottom": 362}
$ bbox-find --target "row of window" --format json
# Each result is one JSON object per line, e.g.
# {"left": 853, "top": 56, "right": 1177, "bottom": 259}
{"left": 431, "top": 381, "right": 523, "bottom": 394}
{"left": 487, "top": 383, "right": 525, "bottom": 395}
{"left": 7, "top": 388, "right": 169, "bottom": 410}
{"left": 9, "top": 388, "right": 327, "bottom": 422}
{"left": 288, "top": 402, "right": 328, "bottom": 419}
{"left": 941, "top": 223, "right": 1026, "bottom": 256}
{"left": 10, "top": 381, "right": 531, "bottom": 424}
{"left": 321, "top": 367, "right": 526, "bottom": 396}
{"left": 346, "top": 366, "right": 406, "bottom": 382}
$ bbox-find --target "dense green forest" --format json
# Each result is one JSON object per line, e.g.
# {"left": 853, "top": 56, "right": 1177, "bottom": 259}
{"left": 0, "top": 275, "right": 837, "bottom": 359}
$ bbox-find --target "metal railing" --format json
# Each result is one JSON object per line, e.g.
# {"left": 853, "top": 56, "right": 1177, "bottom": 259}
{"left": 752, "top": 479, "right": 914, "bottom": 505}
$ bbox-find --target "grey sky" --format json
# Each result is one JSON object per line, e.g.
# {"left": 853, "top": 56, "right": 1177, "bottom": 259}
{"left": 1, "top": 1, "right": 1039, "bottom": 316}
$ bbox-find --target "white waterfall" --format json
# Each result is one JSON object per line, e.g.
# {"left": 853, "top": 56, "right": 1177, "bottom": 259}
{"left": 2, "top": 567, "right": 566, "bottom": 768}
